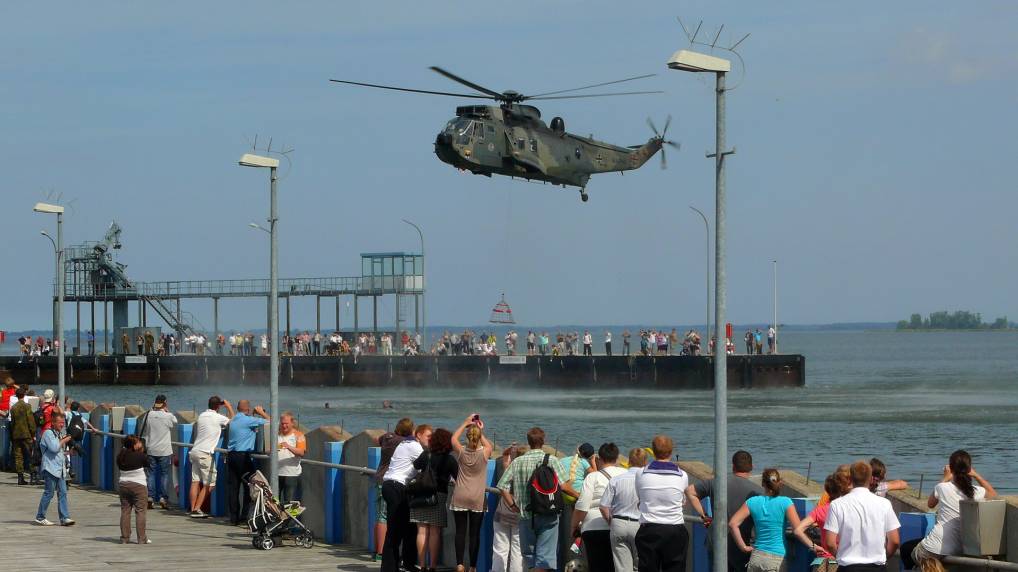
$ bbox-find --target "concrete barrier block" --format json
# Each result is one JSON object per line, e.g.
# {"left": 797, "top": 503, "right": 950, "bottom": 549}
{"left": 1004, "top": 497, "right": 1018, "bottom": 564}
{"left": 302, "top": 426, "right": 352, "bottom": 541}
{"left": 342, "top": 429, "right": 385, "bottom": 548}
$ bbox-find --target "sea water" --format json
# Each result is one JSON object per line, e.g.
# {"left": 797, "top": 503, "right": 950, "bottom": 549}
{"left": 29, "top": 329, "right": 1018, "bottom": 492}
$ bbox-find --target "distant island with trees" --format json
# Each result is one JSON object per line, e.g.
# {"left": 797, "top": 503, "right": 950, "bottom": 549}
{"left": 896, "top": 311, "right": 1014, "bottom": 331}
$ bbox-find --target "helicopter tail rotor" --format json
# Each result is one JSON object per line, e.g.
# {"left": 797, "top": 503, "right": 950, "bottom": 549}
{"left": 647, "top": 115, "right": 680, "bottom": 169}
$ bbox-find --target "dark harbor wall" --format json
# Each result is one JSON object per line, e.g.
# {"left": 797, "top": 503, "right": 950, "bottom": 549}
{"left": 0, "top": 354, "right": 805, "bottom": 388}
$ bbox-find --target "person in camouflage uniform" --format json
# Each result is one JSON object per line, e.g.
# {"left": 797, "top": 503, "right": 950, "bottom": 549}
{"left": 10, "top": 387, "right": 37, "bottom": 485}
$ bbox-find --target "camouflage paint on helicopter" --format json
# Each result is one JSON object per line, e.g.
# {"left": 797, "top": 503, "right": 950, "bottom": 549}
{"left": 331, "top": 67, "right": 678, "bottom": 202}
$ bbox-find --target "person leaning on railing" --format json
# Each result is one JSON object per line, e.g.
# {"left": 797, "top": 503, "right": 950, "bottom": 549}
{"left": 902, "top": 450, "right": 997, "bottom": 572}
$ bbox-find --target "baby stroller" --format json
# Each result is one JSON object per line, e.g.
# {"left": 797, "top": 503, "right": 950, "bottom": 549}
{"left": 245, "top": 470, "right": 315, "bottom": 550}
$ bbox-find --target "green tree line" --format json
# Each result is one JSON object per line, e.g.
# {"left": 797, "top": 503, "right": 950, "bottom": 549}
{"left": 896, "top": 311, "right": 1014, "bottom": 330}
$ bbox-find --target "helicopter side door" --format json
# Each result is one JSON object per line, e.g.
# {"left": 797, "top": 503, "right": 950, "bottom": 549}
{"left": 506, "top": 125, "right": 545, "bottom": 174}
{"left": 468, "top": 121, "right": 501, "bottom": 168}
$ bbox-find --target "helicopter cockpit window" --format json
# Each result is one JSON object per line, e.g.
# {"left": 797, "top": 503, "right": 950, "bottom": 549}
{"left": 474, "top": 123, "right": 485, "bottom": 141}
{"left": 516, "top": 138, "right": 525, "bottom": 151}
{"left": 530, "top": 139, "right": 538, "bottom": 152}
{"left": 457, "top": 120, "right": 474, "bottom": 145}
{"left": 446, "top": 119, "right": 472, "bottom": 135}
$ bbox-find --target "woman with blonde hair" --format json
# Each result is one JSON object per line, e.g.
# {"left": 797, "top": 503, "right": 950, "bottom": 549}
{"left": 450, "top": 414, "right": 494, "bottom": 572}
{"left": 730, "top": 468, "right": 802, "bottom": 572}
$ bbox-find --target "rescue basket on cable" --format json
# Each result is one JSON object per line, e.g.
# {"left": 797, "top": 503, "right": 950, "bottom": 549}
{"left": 488, "top": 293, "right": 516, "bottom": 324}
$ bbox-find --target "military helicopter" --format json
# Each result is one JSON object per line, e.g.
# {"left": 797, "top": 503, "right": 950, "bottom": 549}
{"left": 330, "top": 67, "right": 678, "bottom": 202}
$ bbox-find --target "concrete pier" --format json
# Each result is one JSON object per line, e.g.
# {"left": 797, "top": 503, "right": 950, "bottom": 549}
{"left": 0, "top": 471, "right": 372, "bottom": 570}
{"left": 0, "top": 353, "right": 805, "bottom": 388}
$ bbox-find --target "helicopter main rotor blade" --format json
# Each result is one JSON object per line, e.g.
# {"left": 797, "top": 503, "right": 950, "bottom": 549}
{"left": 527, "top": 73, "right": 657, "bottom": 98}
{"left": 663, "top": 115, "right": 672, "bottom": 135}
{"left": 429, "top": 66, "right": 504, "bottom": 99}
{"left": 329, "top": 79, "right": 491, "bottom": 99}
{"left": 647, "top": 117, "right": 660, "bottom": 136}
{"left": 530, "top": 90, "right": 664, "bottom": 101}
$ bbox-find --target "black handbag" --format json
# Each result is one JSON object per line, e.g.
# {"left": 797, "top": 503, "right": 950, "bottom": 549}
{"left": 406, "top": 453, "right": 438, "bottom": 507}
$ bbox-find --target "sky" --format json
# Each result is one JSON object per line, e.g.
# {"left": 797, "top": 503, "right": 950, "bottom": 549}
{"left": 2, "top": 1, "right": 1017, "bottom": 331}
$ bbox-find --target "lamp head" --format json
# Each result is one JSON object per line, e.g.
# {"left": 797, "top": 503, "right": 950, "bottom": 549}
{"left": 33, "top": 202, "right": 64, "bottom": 214}
{"left": 238, "top": 153, "right": 279, "bottom": 168}
{"left": 667, "top": 50, "right": 731, "bottom": 73}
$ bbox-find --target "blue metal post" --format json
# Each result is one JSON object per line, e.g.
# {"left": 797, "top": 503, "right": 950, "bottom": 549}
{"left": 177, "top": 424, "right": 194, "bottom": 510}
{"left": 211, "top": 434, "right": 226, "bottom": 516}
{"left": 476, "top": 459, "right": 498, "bottom": 572}
{"left": 791, "top": 497, "right": 819, "bottom": 572}
{"left": 98, "top": 414, "right": 113, "bottom": 491}
{"left": 367, "top": 447, "right": 381, "bottom": 552}
{"left": 0, "top": 419, "right": 10, "bottom": 471}
{"left": 693, "top": 498, "right": 713, "bottom": 572}
{"left": 325, "top": 441, "right": 346, "bottom": 544}
{"left": 898, "top": 513, "right": 936, "bottom": 572}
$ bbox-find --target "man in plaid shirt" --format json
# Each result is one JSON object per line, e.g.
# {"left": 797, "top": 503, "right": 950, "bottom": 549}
{"left": 497, "top": 427, "right": 580, "bottom": 572}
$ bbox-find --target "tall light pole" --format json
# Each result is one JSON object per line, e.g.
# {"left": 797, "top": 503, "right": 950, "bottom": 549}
{"left": 668, "top": 49, "right": 733, "bottom": 572}
{"left": 35, "top": 202, "right": 65, "bottom": 406}
{"left": 772, "top": 259, "right": 778, "bottom": 354}
{"left": 402, "top": 219, "right": 426, "bottom": 352}
{"left": 238, "top": 153, "right": 280, "bottom": 495}
{"left": 689, "top": 206, "right": 710, "bottom": 352}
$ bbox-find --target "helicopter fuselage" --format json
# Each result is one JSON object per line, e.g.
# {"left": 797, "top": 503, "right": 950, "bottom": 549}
{"left": 434, "top": 104, "right": 662, "bottom": 192}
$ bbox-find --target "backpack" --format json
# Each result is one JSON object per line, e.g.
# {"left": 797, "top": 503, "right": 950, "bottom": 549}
{"left": 528, "top": 454, "right": 564, "bottom": 516}
{"left": 34, "top": 404, "right": 51, "bottom": 428}
{"left": 67, "top": 412, "right": 85, "bottom": 442}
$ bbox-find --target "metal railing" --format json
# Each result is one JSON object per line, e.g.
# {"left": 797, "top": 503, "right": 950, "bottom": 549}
{"left": 60, "top": 275, "right": 424, "bottom": 300}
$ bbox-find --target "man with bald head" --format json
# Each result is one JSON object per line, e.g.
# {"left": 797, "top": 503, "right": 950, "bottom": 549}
{"left": 226, "top": 399, "right": 269, "bottom": 525}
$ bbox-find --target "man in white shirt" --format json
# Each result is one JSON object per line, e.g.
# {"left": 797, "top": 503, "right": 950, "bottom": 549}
{"left": 573, "top": 443, "right": 628, "bottom": 572}
{"left": 604, "top": 331, "right": 613, "bottom": 356}
{"left": 600, "top": 448, "right": 648, "bottom": 572}
{"left": 380, "top": 424, "right": 431, "bottom": 572}
{"left": 583, "top": 331, "right": 593, "bottom": 356}
{"left": 824, "top": 461, "right": 901, "bottom": 572}
{"left": 139, "top": 394, "right": 178, "bottom": 509}
{"left": 188, "top": 395, "right": 234, "bottom": 518}
{"left": 634, "top": 435, "right": 698, "bottom": 572}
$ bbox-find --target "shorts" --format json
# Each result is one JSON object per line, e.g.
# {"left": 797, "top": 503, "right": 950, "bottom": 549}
{"left": 519, "top": 512, "right": 559, "bottom": 570}
{"left": 375, "top": 483, "right": 388, "bottom": 523}
{"left": 748, "top": 550, "right": 787, "bottom": 572}
{"left": 189, "top": 450, "right": 217, "bottom": 484}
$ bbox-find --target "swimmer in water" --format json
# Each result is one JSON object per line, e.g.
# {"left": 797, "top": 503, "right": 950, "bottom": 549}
{"left": 324, "top": 402, "right": 330, "bottom": 409}
{"left": 382, "top": 400, "right": 393, "bottom": 410}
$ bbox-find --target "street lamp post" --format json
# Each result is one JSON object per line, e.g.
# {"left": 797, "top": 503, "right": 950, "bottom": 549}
{"left": 238, "top": 153, "right": 280, "bottom": 495}
{"left": 772, "top": 259, "right": 778, "bottom": 354}
{"left": 402, "top": 219, "right": 426, "bottom": 352}
{"left": 35, "top": 202, "right": 65, "bottom": 406}
{"left": 689, "top": 206, "right": 710, "bottom": 352}
{"left": 668, "top": 49, "right": 733, "bottom": 572}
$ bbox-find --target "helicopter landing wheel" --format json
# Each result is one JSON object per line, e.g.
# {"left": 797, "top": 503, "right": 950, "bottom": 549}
{"left": 580, "top": 190, "right": 589, "bottom": 202}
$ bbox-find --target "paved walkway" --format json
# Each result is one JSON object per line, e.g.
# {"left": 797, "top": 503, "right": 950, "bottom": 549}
{"left": 0, "top": 472, "right": 375, "bottom": 571}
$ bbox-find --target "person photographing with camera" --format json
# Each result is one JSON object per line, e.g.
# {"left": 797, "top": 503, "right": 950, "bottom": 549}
{"left": 451, "top": 413, "right": 494, "bottom": 572}
{"left": 35, "top": 411, "right": 75, "bottom": 526}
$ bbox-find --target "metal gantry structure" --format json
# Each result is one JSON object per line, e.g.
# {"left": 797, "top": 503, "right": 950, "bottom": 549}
{"left": 55, "top": 224, "right": 424, "bottom": 354}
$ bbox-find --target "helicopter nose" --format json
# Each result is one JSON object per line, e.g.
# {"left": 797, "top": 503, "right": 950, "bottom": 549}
{"left": 435, "top": 132, "right": 453, "bottom": 146}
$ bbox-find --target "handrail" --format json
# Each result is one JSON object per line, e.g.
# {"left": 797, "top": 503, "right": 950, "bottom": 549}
{"left": 87, "top": 427, "right": 709, "bottom": 514}
{"left": 942, "top": 556, "right": 1018, "bottom": 571}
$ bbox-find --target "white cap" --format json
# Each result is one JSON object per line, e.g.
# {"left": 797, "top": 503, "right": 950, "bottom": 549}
{"left": 42, "top": 389, "right": 56, "bottom": 403}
